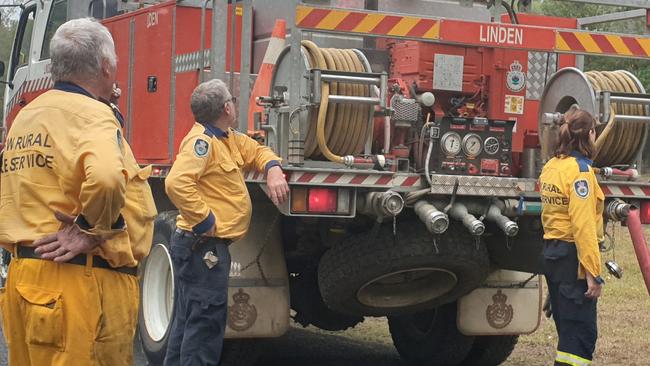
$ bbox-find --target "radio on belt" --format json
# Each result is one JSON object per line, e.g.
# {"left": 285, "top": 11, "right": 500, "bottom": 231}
{"left": 428, "top": 117, "right": 515, "bottom": 176}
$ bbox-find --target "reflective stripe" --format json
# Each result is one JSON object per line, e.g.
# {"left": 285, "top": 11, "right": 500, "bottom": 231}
{"left": 556, "top": 351, "right": 592, "bottom": 366}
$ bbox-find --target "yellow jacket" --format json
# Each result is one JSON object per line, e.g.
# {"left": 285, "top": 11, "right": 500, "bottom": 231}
{"left": 165, "top": 123, "right": 280, "bottom": 241}
{"left": 0, "top": 83, "right": 157, "bottom": 267}
{"left": 540, "top": 152, "right": 604, "bottom": 278}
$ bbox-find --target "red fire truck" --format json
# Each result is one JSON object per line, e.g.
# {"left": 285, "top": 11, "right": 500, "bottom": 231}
{"left": 3, "top": 0, "right": 650, "bottom": 365}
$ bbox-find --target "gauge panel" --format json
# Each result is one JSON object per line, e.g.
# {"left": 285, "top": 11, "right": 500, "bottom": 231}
{"left": 428, "top": 117, "right": 515, "bottom": 176}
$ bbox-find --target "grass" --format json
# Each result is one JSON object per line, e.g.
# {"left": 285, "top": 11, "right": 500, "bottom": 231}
{"left": 305, "top": 224, "right": 650, "bottom": 366}
{"left": 506, "top": 224, "right": 650, "bottom": 366}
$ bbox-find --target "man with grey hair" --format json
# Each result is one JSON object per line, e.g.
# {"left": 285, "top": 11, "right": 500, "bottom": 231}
{"left": 164, "top": 78, "right": 288, "bottom": 365}
{"left": 0, "top": 18, "right": 155, "bottom": 365}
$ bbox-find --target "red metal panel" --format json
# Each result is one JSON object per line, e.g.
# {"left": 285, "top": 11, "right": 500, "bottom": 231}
{"left": 438, "top": 19, "right": 556, "bottom": 51}
{"left": 175, "top": 5, "right": 246, "bottom": 72}
{"left": 171, "top": 5, "right": 249, "bottom": 160}
{"left": 130, "top": 3, "right": 174, "bottom": 162}
{"left": 102, "top": 21, "right": 131, "bottom": 134}
{"left": 389, "top": 41, "right": 484, "bottom": 95}
{"left": 172, "top": 71, "right": 200, "bottom": 155}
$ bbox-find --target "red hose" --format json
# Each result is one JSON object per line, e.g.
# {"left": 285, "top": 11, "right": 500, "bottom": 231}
{"left": 611, "top": 168, "right": 638, "bottom": 179}
{"left": 626, "top": 208, "right": 650, "bottom": 296}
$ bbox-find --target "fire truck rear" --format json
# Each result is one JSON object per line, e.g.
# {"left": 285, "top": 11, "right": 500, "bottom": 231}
{"left": 3, "top": 1, "right": 650, "bottom": 365}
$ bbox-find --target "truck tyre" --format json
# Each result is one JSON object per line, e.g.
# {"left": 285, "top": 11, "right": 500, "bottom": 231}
{"left": 0, "top": 248, "right": 11, "bottom": 287}
{"left": 318, "top": 220, "right": 489, "bottom": 316}
{"left": 139, "top": 211, "right": 177, "bottom": 365}
{"left": 290, "top": 259, "right": 363, "bottom": 330}
{"left": 388, "top": 302, "right": 474, "bottom": 366}
{"left": 459, "top": 335, "right": 519, "bottom": 366}
{"left": 288, "top": 235, "right": 364, "bottom": 331}
{"left": 220, "top": 339, "right": 260, "bottom": 366}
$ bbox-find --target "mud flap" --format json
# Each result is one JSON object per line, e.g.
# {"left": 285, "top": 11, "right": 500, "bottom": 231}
{"left": 457, "top": 270, "right": 541, "bottom": 335}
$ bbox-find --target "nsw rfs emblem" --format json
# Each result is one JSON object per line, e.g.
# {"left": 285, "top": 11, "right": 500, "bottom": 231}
{"left": 574, "top": 179, "right": 590, "bottom": 199}
{"left": 227, "top": 288, "right": 257, "bottom": 332}
{"left": 486, "top": 290, "right": 514, "bottom": 329}
{"left": 506, "top": 60, "right": 526, "bottom": 93}
{"left": 194, "top": 138, "right": 209, "bottom": 157}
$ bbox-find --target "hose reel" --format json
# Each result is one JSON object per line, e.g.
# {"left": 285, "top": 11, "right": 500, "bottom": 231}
{"left": 270, "top": 41, "right": 382, "bottom": 164}
{"left": 539, "top": 68, "right": 650, "bottom": 167}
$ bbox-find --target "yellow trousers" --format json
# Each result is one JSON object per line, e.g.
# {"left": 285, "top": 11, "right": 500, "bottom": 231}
{"left": 0, "top": 257, "right": 139, "bottom": 366}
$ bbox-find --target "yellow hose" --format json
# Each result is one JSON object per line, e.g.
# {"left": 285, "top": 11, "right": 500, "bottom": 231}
{"left": 300, "top": 41, "right": 372, "bottom": 163}
{"left": 585, "top": 70, "right": 647, "bottom": 166}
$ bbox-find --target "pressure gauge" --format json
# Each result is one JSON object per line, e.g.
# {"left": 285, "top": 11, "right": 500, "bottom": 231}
{"left": 484, "top": 137, "right": 500, "bottom": 155}
{"left": 462, "top": 133, "right": 483, "bottom": 157}
{"left": 441, "top": 132, "right": 462, "bottom": 156}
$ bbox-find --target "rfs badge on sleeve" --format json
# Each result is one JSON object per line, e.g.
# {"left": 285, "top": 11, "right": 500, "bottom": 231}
{"left": 574, "top": 179, "right": 589, "bottom": 199}
{"left": 194, "top": 139, "right": 209, "bottom": 157}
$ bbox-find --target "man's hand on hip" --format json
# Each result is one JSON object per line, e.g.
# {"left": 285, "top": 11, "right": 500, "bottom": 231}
{"left": 266, "top": 166, "right": 289, "bottom": 206}
{"left": 34, "top": 211, "right": 104, "bottom": 262}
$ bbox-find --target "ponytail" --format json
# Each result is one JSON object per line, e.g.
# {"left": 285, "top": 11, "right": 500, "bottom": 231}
{"left": 554, "top": 107, "right": 597, "bottom": 159}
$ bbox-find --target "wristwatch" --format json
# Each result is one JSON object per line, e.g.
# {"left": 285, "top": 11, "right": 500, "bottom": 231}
{"left": 594, "top": 276, "right": 605, "bottom": 285}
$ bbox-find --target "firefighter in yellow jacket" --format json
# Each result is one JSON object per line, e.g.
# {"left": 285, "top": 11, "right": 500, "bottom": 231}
{"left": 0, "top": 19, "right": 156, "bottom": 365}
{"left": 539, "top": 107, "right": 604, "bottom": 366}
{"left": 164, "top": 79, "right": 288, "bottom": 365}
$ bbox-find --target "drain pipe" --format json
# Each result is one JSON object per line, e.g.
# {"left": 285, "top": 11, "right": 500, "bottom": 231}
{"left": 485, "top": 204, "right": 519, "bottom": 237}
{"left": 414, "top": 201, "right": 449, "bottom": 234}
{"left": 449, "top": 202, "right": 485, "bottom": 236}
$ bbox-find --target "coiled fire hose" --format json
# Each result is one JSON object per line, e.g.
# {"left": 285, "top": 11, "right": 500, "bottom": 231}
{"left": 585, "top": 70, "right": 648, "bottom": 167}
{"left": 301, "top": 40, "right": 372, "bottom": 162}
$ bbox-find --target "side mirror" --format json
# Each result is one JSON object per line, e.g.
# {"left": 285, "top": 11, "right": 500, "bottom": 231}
{"left": 0, "top": 61, "right": 4, "bottom": 78}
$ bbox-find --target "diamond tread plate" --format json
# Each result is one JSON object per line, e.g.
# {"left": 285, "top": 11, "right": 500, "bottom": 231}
{"left": 175, "top": 50, "right": 211, "bottom": 73}
{"left": 526, "top": 52, "right": 557, "bottom": 100}
{"left": 429, "top": 175, "right": 536, "bottom": 197}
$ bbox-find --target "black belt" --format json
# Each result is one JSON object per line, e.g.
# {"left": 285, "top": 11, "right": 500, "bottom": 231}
{"left": 174, "top": 228, "right": 232, "bottom": 246}
{"left": 16, "top": 246, "right": 138, "bottom": 276}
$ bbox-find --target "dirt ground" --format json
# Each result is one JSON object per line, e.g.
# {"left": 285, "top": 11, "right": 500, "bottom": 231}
{"left": 300, "top": 224, "right": 650, "bottom": 366}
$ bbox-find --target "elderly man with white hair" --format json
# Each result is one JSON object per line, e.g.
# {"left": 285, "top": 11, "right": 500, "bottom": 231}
{"left": 0, "top": 18, "right": 156, "bottom": 365}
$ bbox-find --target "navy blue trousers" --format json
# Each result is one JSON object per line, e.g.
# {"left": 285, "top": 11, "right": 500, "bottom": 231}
{"left": 543, "top": 240, "right": 598, "bottom": 365}
{"left": 164, "top": 230, "right": 231, "bottom": 366}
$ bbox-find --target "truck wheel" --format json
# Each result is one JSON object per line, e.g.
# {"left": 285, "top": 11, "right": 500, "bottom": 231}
{"left": 0, "top": 248, "right": 11, "bottom": 287}
{"left": 288, "top": 235, "right": 364, "bottom": 331}
{"left": 388, "top": 302, "right": 474, "bottom": 366}
{"left": 219, "top": 339, "right": 260, "bottom": 366}
{"left": 290, "top": 259, "right": 364, "bottom": 331}
{"left": 318, "top": 220, "right": 489, "bottom": 316}
{"left": 459, "top": 335, "right": 519, "bottom": 366}
{"left": 139, "top": 211, "right": 177, "bottom": 365}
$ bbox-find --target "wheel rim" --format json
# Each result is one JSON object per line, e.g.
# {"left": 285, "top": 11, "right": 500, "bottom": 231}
{"left": 0, "top": 249, "right": 9, "bottom": 287}
{"left": 142, "top": 243, "right": 174, "bottom": 342}
{"left": 357, "top": 268, "right": 458, "bottom": 308}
